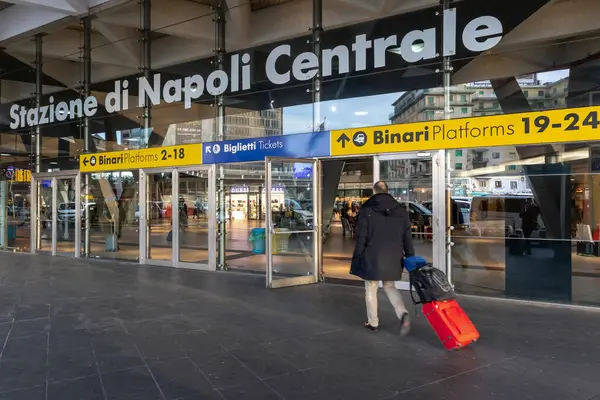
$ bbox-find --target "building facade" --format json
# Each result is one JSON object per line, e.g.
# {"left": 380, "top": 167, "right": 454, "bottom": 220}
{"left": 0, "top": 0, "right": 599, "bottom": 306}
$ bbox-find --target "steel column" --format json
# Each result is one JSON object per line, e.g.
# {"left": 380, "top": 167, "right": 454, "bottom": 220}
{"left": 215, "top": 1, "right": 227, "bottom": 269}
{"left": 82, "top": 16, "right": 92, "bottom": 257}
{"left": 441, "top": 0, "right": 452, "bottom": 282}
{"left": 34, "top": 34, "right": 43, "bottom": 250}
{"left": 142, "top": 0, "right": 152, "bottom": 137}
{"left": 312, "top": 0, "right": 322, "bottom": 131}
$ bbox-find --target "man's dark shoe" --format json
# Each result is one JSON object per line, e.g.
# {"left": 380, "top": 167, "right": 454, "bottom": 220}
{"left": 364, "top": 322, "right": 378, "bottom": 331}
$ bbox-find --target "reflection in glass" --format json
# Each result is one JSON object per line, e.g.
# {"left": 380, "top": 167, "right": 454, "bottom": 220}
{"left": 88, "top": 172, "right": 139, "bottom": 261}
{"left": 268, "top": 160, "right": 316, "bottom": 281}
{"left": 147, "top": 173, "right": 173, "bottom": 263}
{"left": 55, "top": 178, "right": 78, "bottom": 255}
{"left": 178, "top": 171, "right": 209, "bottom": 265}
{"left": 379, "top": 157, "right": 433, "bottom": 283}
{"left": 37, "top": 183, "right": 52, "bottom": 252}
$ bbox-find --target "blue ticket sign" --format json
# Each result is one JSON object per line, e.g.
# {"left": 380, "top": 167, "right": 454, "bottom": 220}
{"left": 201, "top": 131, "right": 331, "bottom": 164}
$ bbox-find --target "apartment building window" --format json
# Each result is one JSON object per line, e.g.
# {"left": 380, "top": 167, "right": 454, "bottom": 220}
{"left": 455, "top": 150, "right": 463, "bottom": 157}
{"left": 492, "top": 152, "right": 500, "bottom": 159}
{"left": 455, "top": 163, "right": 463, "bottom": 170}
{"left": 493, "top": 103, "right": 499, "bottom": 108}
{"left": 426, "top": 111, "right": 434, "bottom": 120}
{"left": 479, "top": 180, "right": 487, "bottom": 188}
{"left": 508, "top": 152, "right": 516, "bottom": 159}
{"left": 553, "top": 87, "right": 557, "bottom": 94}
{"left": 523, "top": 90, "right": 529, "bottom": 98}
{"left": 495, "top": 181, "right": 502, "bottom": 188}
{"left": 461, "top": 107, "right": 468, "bottom": 114}
{"left": 428, "top": 97, "right": 434, "bottom": 105}
{"left": 538, "top": 90, "right": 544, "bottom": 97}
{"left": 479, "top": 91, "right": 484, "bottom": 95}
{"left": 450, "top": 95, "right": 455, "bottom": 101}
{"left": 460, "top": 95, "right": 467, "bottom": 102}
{"left": 510, "top": 181, "right": 518, "bottom": 190}
{"left": 508, "top": 165, "right": 516, "bottom": 170}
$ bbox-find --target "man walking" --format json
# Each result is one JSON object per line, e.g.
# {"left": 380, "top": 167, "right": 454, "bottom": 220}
{"left": 350, "top": 181, "right": 414, "bottom": 335}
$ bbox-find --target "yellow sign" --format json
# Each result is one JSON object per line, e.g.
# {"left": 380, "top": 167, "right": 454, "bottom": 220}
{"left": 331, "top": 106, "right": 600, "bottom": 156}
{"left": 7, "top": 168, "right": 31, "bottom": 183}
{"left": 79, "top": 144, "right": 203, "bottom": 172}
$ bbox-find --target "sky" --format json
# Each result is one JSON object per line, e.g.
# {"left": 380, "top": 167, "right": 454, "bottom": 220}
{"left": 282, "top": 70, "right": 570, "bottom": 134}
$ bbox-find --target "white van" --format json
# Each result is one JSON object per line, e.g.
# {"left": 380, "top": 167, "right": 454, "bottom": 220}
{"left": 470, "top": 195, "right": 545, "bottom": 237}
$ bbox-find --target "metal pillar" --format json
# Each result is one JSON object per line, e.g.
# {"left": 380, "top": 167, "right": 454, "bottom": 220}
{"left": 441, "top": 0, "right": 453, "bottom": 282}
{"left": 312, "top": 0, "right": 322, "bottom": 131}
{"left": 34, "top": 34, "right": 43, "bottom": 250}
{"left": 141, "top": 0, "right": 152, "bottom": 138}
{"left": 215, "top": 1, "right": 226, "bottom": 269}
{"left": 82, "top": 16, "right": 92, "bottom": 257}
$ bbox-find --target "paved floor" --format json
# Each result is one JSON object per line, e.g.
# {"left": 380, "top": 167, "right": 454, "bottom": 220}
{"left": 0, "top": 253, "right": 598, "bottom": 400}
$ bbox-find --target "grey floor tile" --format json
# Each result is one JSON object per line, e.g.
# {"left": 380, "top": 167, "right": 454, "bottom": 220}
{"left": 47, "top": 375, "right": 105, "bottom": 400}
{"left": 14, "top": 304, "right": 49, "bottom": 321}
{"left": 101, "top": 366, "right": 161, "bottom": 400}
{"left": 150, "top": 357, "right": 216, "bottom": 399}
{"left": 47, "top": 346, "right": 97, "bottom": 382}
{"left": 219, "top": 381, "right": 281, "bottom": 400}
{"left": 192, "top": 352, "right": 261, "bottom": 390}
{"left": 0, "top": 385, "right": 46, "bottom": 400}
{"left": 0, "top": 359, "right": 47, "bottom": 392}
{"left": 9, "top": 319, "right": 50, "bottom": 339}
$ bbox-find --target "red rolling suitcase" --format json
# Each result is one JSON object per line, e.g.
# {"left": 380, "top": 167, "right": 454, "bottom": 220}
{"left": 422, "top": 299, "right": 479, "bottom": 350}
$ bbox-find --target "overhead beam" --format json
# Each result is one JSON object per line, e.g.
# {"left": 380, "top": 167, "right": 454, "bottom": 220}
{"left": 6, "top": 28, "right": 139, "bottom": 68}
{"left": 453, "top": 38, "right": 600, "bottom": 84}
{"left": 493, "top": 0, "right": 600, "bottom": 51}
{"left": 1, "top": 0, "right": 82, "bottom": 15}
{"left": 225, "top": 0, "right": 250, "bottom": 51}
{"left": 94, "top": 21, "right": 140, "bottom": 66}
{"left": 96, "top": 0, "right": 214, "bottom": 40}
{"left": 0, "top": 6, "right": 72, "bottom": 43}
{"left": 152, "top": 36, "right": 213, "bottom": 68}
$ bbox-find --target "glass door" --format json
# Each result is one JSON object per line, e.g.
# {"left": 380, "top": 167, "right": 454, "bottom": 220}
{"left": 144, "top": 170, "right": 174, "bottom": 266}
{"left": 176, "top": 166, "right": 215, "bottom": 270}
{"left": 31, "top": 171, "right": 81, "bottom": 257}
{"left": 375, "top": 151, "right": 445, "bottom": 290}
{"left": 55, "top": 177, "right": 81, "bottom": 256}
{"left": 265, "top": 157, "right": 320, "bottom": 288}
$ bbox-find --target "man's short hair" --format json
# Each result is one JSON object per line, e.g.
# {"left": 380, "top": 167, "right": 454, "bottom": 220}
{"left": 373, "top": 181, "right": 388, "bottom": 194}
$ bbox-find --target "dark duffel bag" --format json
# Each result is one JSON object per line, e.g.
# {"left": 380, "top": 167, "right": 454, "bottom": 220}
{"left": 409, "top": 264, "right": 455, "bottom": 305}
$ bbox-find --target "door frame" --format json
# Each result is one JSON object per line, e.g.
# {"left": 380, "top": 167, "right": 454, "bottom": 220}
{"left": 373, "top": 150, "right": 447, "bottom": 289}
{"left": 31, "top": 170, "right": 82, "bottom": 258}
{"left": 140, "top": 165, "right": 216, "bottom": 271}
{"left": 265, "top": 157, "right": 321, "bottom": 288}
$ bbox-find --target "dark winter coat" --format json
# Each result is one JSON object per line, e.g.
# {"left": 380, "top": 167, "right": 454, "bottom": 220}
{"left": 350, "top": 193, "right": 415, "bottom": 281}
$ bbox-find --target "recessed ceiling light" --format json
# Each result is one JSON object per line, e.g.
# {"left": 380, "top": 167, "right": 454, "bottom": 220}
{"left": 0, "top": 153, "right": 10, "bottom": 156}
{"left": 354, "top": 111, "right": 368, "bottom": 116}
{"left": 50, "top": 161, "right": 58, "bottom": 165}
{"left": 330, "top": 106, "right": 337, "bottom": 112}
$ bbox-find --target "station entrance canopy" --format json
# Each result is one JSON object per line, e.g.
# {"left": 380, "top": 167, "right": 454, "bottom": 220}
{"left": 80, "top": 106, "right": 600, "bottom": 171}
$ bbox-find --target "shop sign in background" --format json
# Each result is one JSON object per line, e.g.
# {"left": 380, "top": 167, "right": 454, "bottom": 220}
{"left": 330, "top": 106, "right": 600, "bottom": 156}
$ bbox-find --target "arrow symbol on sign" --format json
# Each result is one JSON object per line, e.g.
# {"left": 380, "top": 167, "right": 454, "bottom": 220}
{"left": 337, "top": 133, "right": 350, "bottom": 148}
{"left": 205, "top": 147, "right": 212, "bottom": 154}
{"left": 83, "top": 158, "right": 89, "bottom": 166}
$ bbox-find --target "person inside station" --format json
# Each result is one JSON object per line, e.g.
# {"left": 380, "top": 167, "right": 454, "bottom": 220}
{"left": 519, "top": 198, "right": 540, "bottom": 256}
